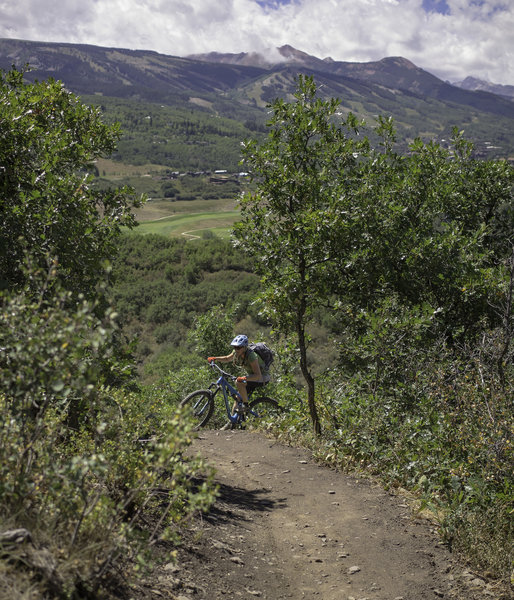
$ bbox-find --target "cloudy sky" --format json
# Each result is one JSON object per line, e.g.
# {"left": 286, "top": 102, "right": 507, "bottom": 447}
{"left": 1, "top": 0, "right": 513, "bottom": 85}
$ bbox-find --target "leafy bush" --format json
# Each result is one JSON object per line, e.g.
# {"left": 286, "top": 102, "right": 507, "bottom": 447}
{"left": 187, "top": 304, "right": 237, "bottom": 358}
{"left": 0, "top": 67, "right": 217, "bottom": 598}
{"left": 0, "top": 269, "right": 216, "bottom": 599}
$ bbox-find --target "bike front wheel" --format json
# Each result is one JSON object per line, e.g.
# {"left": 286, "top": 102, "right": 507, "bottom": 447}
{"left": 180, "top": 389, "right": 214, "bottom": 429}
{"left": 245, "top": 396, "right": 281, "bottom": 428}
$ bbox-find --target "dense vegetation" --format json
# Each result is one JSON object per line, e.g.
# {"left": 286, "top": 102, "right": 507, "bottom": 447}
{"left": 2, "top": 65, "right": 512, "bottom": 598}
{"left": 254, "top": 69, "right": 514, "bottom": 159}
{"left": 110, "top": 233, "right": 261, "bottom": 380}
{"left": 85, "top": 95, "right": 266, "bottom": 173}
{"left": 0, "top": 68, "right": 216, "bottom": 599}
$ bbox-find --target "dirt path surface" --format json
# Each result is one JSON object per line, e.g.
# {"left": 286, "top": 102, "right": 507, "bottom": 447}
{"left": 141, "top": 430, "right": 505, "bottom": 600}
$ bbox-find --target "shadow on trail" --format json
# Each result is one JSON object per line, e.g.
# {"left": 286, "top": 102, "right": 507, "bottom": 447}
{"left": 194, "top": 478, "right": 288, "bottom": 526}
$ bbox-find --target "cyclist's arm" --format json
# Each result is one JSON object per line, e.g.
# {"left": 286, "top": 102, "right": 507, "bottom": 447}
{"left": 208, "top": 351, "right": 235, "bottom": 363}
{"left": 246, "top": 357, "right": 262, "bottom": 382}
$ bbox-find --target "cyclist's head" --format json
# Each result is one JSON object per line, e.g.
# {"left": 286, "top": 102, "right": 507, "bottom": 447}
{"left": 230, "top": 334, "right": 248, "bottom": 349}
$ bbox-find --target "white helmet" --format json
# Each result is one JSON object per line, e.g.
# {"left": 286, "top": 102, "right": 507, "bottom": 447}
{"left": 230, "top": 334, "right": 248, "bottom": 348}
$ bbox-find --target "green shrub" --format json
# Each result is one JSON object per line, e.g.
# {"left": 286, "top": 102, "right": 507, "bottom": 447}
{"left": 0, "top": 267, "right": 216, "bottom": 599}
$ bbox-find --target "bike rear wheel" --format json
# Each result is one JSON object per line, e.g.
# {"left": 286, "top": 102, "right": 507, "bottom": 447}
{"left": 180, "top": 389, "right": 214, "bottom": 429}
{"left": 245, "top": 396, "right": 281, "bottom": 428}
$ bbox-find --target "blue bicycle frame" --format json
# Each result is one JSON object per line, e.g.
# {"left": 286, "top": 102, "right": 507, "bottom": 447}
{"left": 209, "top": 363, "right": 257, "bottom": 425}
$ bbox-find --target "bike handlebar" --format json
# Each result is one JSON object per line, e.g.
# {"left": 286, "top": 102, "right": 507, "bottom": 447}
{"left": 208, "top": 360, "right": 237, "bottom": 381}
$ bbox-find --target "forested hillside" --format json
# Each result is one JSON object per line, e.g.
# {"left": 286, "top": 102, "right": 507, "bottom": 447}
{"left": 110, "top": 233, "right": 261, "bottom": 379}
{"left": 86, "top": 95, "right": 265, "bottom": 173}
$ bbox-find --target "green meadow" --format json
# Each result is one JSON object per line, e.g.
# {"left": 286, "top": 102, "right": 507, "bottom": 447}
{"left": 133, "top": 203, "right": 239, "bottom": 239}
{"left": 95, "top": 158, "right": 246, "bottom": 239}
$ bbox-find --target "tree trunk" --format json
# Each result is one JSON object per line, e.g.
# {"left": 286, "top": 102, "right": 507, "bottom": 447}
{"left": 297, "top": 310, "right": 321, "bottom": 436}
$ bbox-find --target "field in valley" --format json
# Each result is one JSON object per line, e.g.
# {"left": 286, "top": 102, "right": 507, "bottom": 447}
{"left": 96, "top": 158, "right": 242, "bottom": 239}
{"left": 133, "top": 203, "right": 239, "bottom": 239}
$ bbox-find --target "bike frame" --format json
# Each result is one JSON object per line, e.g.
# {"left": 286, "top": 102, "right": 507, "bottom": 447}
{"left": 208, "top": 362, "right": 259, "bottom": 425}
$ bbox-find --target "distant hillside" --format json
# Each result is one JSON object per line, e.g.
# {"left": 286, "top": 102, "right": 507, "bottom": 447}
{"left": 1, "top": 38, "right": 514, "bottom": 161}
{"left": 0, "top": 38, "right": 267, "bottom": 120}
{"left": 453, "top": 76, "right": 514, "bottom": 101}
{"left": 190, "top": 44, "right": 514, "bottom": 119}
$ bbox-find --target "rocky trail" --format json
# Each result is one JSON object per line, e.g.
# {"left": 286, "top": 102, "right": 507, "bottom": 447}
{"left": 134, "top": 430, "right": 507, "bottom": 600}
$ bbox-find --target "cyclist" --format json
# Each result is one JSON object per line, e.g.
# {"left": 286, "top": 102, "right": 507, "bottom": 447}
{"left": 207, "top": 334, "right": 270, "bottom": 409}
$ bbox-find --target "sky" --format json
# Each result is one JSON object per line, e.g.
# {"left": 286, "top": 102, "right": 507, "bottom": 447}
{"left": 1, "top": 0, "right": 513, "bottom": 86}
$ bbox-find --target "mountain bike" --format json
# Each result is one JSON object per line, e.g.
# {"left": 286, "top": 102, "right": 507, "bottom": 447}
{"left": 180, "top": 361, "right": 280, "bottom": 430}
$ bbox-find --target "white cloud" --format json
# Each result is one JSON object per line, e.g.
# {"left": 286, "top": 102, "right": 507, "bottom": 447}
{"left": 0, "top": 0, "right": 512, "bottom": 85}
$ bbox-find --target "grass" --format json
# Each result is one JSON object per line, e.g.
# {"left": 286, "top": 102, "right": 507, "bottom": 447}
{"left": 95, "top": 157, "right": 168, "bottom": 178}
{"left": 126, "top": 195, "right": 240, "bottom": 239}
{"left": 95, "top": 158, "right": 245, "bottom": 237}
{"left": 134, "top": 198, "right": 237, "bottom": 221}
{"left": 133, "top": 209, "right": 240, "bottom": 239}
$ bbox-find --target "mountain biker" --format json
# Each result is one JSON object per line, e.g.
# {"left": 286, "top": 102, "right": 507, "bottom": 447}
{"left": 207, "top": 334, "right": 270, "bottom": 408}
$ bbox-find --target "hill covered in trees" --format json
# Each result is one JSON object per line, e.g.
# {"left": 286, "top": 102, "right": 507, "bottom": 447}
{"left": 110, "top": 233, "right": 262, "bottom": 379}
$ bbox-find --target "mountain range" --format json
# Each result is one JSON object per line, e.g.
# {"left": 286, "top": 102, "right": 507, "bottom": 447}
{"left": 191, "top": 44, "right": 514, "bottom": 106}
{"left": 452, "top": 76, "right": 514, "bottom": 101}
{"left": 1, "top": 38, "right": 513, "bottom": 159}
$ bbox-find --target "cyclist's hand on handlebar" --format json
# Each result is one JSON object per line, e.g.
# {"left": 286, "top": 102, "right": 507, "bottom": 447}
{"left": 207, "top": 357, "right": 216, "bottom": 363}
{"left": 236, "top": 376, "right": 247, "bottom": 382}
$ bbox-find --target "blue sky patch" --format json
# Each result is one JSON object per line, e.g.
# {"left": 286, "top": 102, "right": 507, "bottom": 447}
{"left": 422, "top": 0, "right": 451, "bottom": 14}
{"left": 255, "top": 0, "right": 295, "bottom": 9}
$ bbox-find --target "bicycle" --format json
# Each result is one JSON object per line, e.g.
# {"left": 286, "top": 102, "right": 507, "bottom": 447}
{"left": 180, "top": 361, "right": 280, "bottom": 430}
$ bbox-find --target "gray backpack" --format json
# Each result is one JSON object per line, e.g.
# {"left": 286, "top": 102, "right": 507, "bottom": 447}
{"left": 248, "top": 342, "right": 274, "bottom": 369}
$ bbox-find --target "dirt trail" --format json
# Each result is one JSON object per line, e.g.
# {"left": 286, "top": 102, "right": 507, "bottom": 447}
{"left": 142, "top": 430, "right": 504, "bottom": 600}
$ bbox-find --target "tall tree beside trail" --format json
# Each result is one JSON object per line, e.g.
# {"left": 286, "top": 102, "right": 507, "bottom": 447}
{"left": 234, "top": 75, "right": 368, "bottom": 435}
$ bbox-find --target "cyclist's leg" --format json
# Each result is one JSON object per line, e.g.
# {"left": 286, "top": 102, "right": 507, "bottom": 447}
{"left": 236, "top": 379, "right": 249, "bottom": 403}
{"left": 233, "top": 379, "right": 261, "bottom": 409}
{"left": 246, "top": 385, "right": 280, "bottom": 427}
{"left": 228, "top": 380, "right": 247, "bottom": 418}
{"left": 231, "top": 381, "right": 262, "bottom": 415}
{"left": 245, "top": 381, "right": 265, "bottom": 400}
{"left": 229, "top": 382, "right": 267, "bottom": 425}
{"left": 224, "top": 383, "right": 251, "bottom": 430}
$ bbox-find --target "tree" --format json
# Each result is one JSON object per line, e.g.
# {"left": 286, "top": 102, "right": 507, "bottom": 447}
{"left": 332, "top": 121, "right": 514, "bottom": 347}
{"left": 0, "top": 67, "right": 143, "bottom": 296}
{"left": 188, "top": 304, "right": 236, "bottom": 359}
{"left": 235, "top": 76, "right": 513, "bottom": 434}
{"left": 234, "top": 75, "right": 368, "bottom": 435}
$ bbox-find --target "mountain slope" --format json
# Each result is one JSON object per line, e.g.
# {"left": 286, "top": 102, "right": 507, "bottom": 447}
{"left": 453, "top": 76, "right": 514, "bottom": 101}
{"left": 0, "top": 39, "right": 268, "bottom": 93}
{"left": 1, "top": 38, "right": 513, "bottom": 160}
{"left": 190, "top": 45, "right": 514, "bottom": 119}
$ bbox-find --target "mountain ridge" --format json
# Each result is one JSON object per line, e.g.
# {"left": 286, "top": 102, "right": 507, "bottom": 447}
{"left": 1, "top": 38, "right": 513, "bottom": 159}
{"left": 452, "top": 75, "right": 514, "bottom": 100}
{"left": 2, "top": 38, "right": 513, "bottom": 115}
{"left": 188, "top": 45, "right": 514, "bottom": 117}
